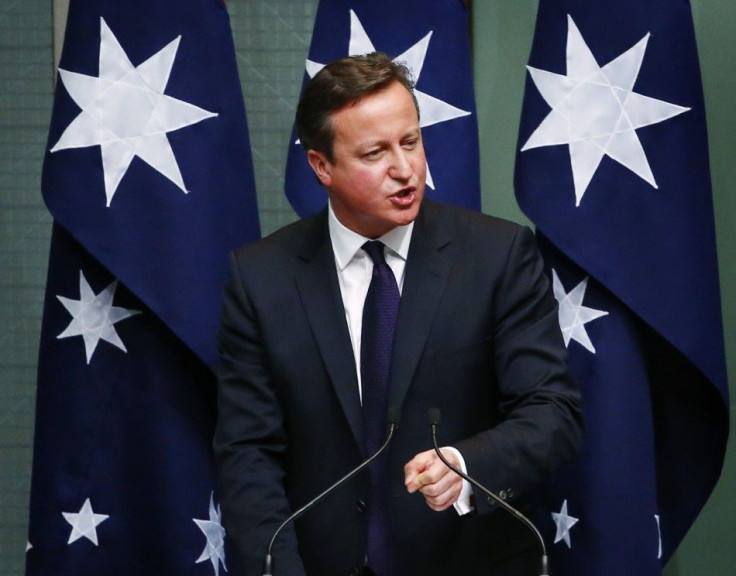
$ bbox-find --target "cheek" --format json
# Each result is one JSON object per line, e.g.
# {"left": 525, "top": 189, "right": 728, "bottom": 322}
{"left": 350, "top": 168, "right": 384, "bottom": 198}
{"left": 412, "top": 154, "right": 427, "bottom": 178}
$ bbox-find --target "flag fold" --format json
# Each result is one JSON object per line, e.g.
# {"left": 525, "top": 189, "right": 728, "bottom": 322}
{"left": 27, "top": 1, "right": 259, "bottom": 573}
{"left": 515, "top": 0, "right": 729, "bottom": 572}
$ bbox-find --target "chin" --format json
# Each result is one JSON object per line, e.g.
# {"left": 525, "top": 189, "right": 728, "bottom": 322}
{"left": 396, "top": 212, "right": 419, "bottom": 226}
{"left": 396, "top": 202, "right": 422, "bottom": 224}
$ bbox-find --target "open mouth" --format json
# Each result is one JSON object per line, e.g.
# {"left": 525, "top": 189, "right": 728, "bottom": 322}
{"left": 393, "top": 187, "right": 415, "bottom": 201}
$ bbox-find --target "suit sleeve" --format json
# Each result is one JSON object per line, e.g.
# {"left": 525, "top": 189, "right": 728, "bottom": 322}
{"left": 454, "top": 226, "right": 583, "bottom": 515}
{"left": 213, "top": 251, "right": 307, "bottom": 576}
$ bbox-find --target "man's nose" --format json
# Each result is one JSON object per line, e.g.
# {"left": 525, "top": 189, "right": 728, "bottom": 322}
{"left": 389, "top": 150, "right": 412, "bottom": 180}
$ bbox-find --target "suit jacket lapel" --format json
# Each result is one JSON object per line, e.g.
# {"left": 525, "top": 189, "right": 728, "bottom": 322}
{"left": 292, "top": 203, "right": 453, "bottom": 449}
{"left": 390, "top": 202, "right": 453, "bottom": 412}
{"left": 294, "top": 211, "right": 365, "bottom": 452}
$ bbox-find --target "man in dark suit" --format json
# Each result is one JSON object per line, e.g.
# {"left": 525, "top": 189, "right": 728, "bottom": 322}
{"left": 214, "top": 52, "right": 582, "bottom": 576}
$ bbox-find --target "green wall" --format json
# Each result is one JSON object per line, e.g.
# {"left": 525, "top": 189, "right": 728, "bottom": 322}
{"left": 472, "top": 1, "right": 735, "bottom": 573}
{"left": 0, "top": 2, "right": 53, "bottom": 574}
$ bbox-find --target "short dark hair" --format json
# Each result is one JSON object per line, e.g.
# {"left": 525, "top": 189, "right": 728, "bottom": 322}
{"left": 296, "top": 52, "right": 418, "bottom": 162}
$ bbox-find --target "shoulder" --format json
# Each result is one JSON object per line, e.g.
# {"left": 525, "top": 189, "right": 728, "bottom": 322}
{"left": 419, "top": 199, "right": 534, "bottom": 254}
{"left": 231, "top": 210, "right": 327, "bottom": 266}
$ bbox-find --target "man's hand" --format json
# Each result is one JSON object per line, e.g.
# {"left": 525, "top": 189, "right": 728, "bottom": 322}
{"left": 404, "top": 448, "right": 464, "bottom": 511}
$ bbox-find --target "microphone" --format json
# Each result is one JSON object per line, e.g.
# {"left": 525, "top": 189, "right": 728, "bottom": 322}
{"left": 427, "top": 408, "right": 549, "bottom": 576}
{"left": 263, "top": 408, "right": 401, "bottom": 576}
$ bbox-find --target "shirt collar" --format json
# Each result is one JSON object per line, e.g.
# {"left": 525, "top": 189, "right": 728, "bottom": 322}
{"left": 328, "top": 201, "right": 414, "bottom": 271}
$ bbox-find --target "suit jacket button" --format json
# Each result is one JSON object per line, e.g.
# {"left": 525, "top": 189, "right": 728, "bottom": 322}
{"left": 499, "top": 490, "right": 507, "bottom": 500}
{"left": 507, "top": 488, "right": 514, "bottom": 499}
{"left": 487, "top": 496, "right": 496, "bottom": 506}
{"left": 356, "top": 499, "right": 367, "bottom": 513}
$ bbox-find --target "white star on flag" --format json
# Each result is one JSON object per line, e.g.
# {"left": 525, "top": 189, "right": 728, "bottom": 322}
{"left": 303, "top": 9, "right": 471, "bottom": 189}
{"left": 552, "top": 499, "right": 579, "bottom": 548}
{"left": 521, "top": 15, "right": 690, "bottom": 206}
{"left": 50, "top": 17, "right": 217, "bottom": 206}
{"left": 57, "top": 270, "right": 141, "bottom": 364}
{"left": 552, "top": 269, "right": 608, "bottom": 354}
{"left": 193, "top": 493, "right": 227, "bottom": 576}
{"left": 62, "top": 498, "right": 110, "bottom": 546}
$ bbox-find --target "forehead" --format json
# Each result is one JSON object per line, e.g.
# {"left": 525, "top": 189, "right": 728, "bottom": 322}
{"left": 330, "top": 82, "right": 420, "bottom": 146}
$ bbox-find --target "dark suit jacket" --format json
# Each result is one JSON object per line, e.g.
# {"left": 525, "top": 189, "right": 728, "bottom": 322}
{"left": 214, "top": 200, "right": 582, "bottom": 576}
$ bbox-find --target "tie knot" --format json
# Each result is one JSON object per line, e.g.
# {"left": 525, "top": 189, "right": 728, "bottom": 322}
{"left": 362, "top": 241, "right": 387, "bottom": 266}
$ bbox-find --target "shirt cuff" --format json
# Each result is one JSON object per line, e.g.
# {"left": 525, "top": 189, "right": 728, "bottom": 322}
{"left": 443, "top": 446, "right": 474, "bottom": 516}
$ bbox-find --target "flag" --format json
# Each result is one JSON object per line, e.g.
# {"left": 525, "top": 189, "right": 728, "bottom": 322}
{"left": 285, "top": 0, "right": 480, "bottom": 217}
{"left": 26, "top": 1, "right": 260, "bottom": 574}
{"left": 514, "top": 0, "right": 729, "bottom": 573}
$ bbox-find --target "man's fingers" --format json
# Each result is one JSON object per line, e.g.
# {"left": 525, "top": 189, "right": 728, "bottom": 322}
{"left": 415, "top": 464, "right": 452, "bottom": 495}
{"left": 423, "top": 477, "right": 462, "bottom": 511}
{"left": 405, "top": 448, "right": 463, "bottom": 512}
{"left": 404, "top": 450, "right": 437, "bottom": 493}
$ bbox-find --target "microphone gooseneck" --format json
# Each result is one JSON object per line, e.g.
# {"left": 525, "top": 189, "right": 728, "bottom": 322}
{"left": 427, "top": 408, "right": 549, "bottom": 576}
{"left": 263, "top": 409, "right": 400, "bottom": 576}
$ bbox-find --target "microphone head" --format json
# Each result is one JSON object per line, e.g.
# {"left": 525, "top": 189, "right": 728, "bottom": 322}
{"left": 387, "top": 406, "right": 401, "bottom": 428}
{"left": 427, "top": 407, "right": 441, "bottom": 426}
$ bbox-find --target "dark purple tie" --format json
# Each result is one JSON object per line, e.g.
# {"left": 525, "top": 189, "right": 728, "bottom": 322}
{"left": 360, "top": 241, "right": 400, "bottom": 576}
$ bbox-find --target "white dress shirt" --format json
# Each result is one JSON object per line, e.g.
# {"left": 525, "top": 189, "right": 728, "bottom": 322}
{"left": 328, "top": 203, "right": 473, "bottom": 515}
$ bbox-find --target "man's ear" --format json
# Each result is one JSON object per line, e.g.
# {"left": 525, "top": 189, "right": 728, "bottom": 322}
{"left": 307, "top": 149, "right": 332, "bottom": 187}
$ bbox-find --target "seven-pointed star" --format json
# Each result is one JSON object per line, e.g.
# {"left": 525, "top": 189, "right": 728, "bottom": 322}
{"left": 193, "top": 493, "right": 227, "bottom": 576}
{"left": 50, "top": 17, "right": 217, "bottom": 206}
{"left": 62, "top": 498, "right": 110, "bottom": 546}
{"left": 552, "top": 499, "right": 579, "bottom": 548}
{"left": 552, "top": 269, "right": 608, "bottom": 354}
{"left": 521, "top": 15, "right": 690, "bottom": 206}
{"left": 303, "top": 9, "right": 471, "bottom": 189}
{"left": 57, "top": 270, "right": 140, "bottom": 364}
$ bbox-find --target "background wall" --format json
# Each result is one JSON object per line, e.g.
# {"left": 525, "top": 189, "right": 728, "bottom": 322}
{"left": 0, "top": 0, "right": 731, "bottom": 573}
{"left": 0, "top": 1, "right": 53, "bottom": 572}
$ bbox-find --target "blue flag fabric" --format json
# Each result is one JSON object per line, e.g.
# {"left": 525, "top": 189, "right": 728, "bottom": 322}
{"left": 26, "top": 1, "right": 260, "bottom": 574}
{"left": 285, "top": 0, "right": 480, "bottom": 217}
{"left": 515, "top": 0, "right": 729, "bottom": 573}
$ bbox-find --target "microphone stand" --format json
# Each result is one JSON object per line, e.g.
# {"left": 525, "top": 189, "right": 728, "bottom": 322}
{"left": 428, "top": 408, "right": 549, "bottom": 576}
{"left": 263, "top": 418, "right": 399, "bottom": 576}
